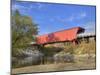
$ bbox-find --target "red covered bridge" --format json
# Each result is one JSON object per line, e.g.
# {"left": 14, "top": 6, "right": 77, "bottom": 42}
{"left": 33, "top": 27, "right": 85, "bottom": 45}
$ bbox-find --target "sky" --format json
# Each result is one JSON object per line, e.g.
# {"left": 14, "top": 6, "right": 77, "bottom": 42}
{"left": 12, "top": 0, "right": 96, "bottom": 35}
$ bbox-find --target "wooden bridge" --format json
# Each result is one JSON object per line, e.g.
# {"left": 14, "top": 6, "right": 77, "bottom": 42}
{"left": 31, "top": 27, "right": 95, "bottom": 46}
{"left": 32, "top": 27, "right": 85, "bottom": 45}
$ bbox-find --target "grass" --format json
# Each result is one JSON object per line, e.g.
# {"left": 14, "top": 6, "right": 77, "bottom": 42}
{"left": 74, "top": 41, "right": 96, "bottom": 55}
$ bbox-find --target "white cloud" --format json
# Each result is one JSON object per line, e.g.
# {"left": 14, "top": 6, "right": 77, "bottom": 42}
{"left": 28, "top": 3, "right": 44, "bottom": 10}
{"left": 12, "top": 4, "right": 29, "bottom": 11}
{"left": 12, "top": 4, "right": 36, "bottom": 14}
{"left": 76, "top": 12, "right": 87, "bottom": 19}
{"left": 67, "top": 15, "right": 74, "bottom": 22}
{"left": 82, "top": 22, "right": 95, "bottom": 33}
{"left": 54, "top": 12, "right": 87, "bottom": 24}
{"left": 67, "top": 12, "right": 87, "bottom": 21}
{"left": 12, "top": 3, "right": 45, "bottom": 11}
{"left": 36, "top": 3, "right": 43, "bottom": 9}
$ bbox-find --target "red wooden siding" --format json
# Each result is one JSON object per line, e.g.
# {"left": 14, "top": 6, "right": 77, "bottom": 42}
{"left": 35, "top": 27, "right": 84, "bottom": 45}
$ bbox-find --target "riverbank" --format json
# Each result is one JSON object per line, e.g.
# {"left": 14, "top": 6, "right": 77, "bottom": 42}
{"left": 12, "top": 57, "right": 96, "bottom": 74}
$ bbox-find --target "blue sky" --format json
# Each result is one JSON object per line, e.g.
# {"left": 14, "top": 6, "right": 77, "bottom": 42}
{"left": 12, "top": 0, "right": 96, "bottom": 35}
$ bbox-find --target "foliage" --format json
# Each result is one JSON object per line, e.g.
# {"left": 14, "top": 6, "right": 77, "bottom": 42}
{"left": 12, "top": 10, "right": 38, "bottom": 56}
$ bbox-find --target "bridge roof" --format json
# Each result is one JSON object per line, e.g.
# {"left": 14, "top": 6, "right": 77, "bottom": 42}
{"left": 35, "top": 27, "right": 85, "bottom": 45}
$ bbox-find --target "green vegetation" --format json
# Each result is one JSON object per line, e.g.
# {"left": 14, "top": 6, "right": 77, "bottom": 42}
{"left": 12, "top": 10, "right": 38, "bottom": 57}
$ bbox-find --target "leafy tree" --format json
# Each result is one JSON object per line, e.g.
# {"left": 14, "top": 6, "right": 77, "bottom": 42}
{"left": 12, "top": 10, "right": 38, "bottom": 56}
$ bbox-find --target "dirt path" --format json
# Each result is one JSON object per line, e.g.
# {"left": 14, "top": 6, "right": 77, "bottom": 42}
{"left": 12, "top": 61, "right": 96, "bottom": 74}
